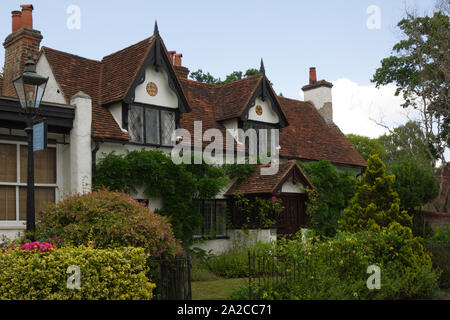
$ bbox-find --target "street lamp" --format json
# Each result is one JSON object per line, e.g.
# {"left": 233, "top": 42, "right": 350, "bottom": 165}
{"left": 13, "top": 57, "right": 48, "bottom": 234}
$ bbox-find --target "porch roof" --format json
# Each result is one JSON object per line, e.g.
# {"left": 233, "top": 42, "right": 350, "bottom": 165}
{"left": 225, "top": 160, "right": 314, "bottom": 196}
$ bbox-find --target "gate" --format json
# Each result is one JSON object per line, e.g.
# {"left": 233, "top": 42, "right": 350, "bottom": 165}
{"left": 149, "top": 254, "right": 192, "bottom": 300}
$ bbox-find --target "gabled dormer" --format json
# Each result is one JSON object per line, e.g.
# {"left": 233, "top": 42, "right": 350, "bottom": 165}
{"left": 104, "top": 22, "right": 190, "bottom": 146}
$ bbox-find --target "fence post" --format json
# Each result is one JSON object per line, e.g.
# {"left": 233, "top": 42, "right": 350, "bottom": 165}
{"left": 248, "top": 250, "right": 252, "bottom": 300}
{"left": 187, "top": 253, "right": 192, "bottom": 300}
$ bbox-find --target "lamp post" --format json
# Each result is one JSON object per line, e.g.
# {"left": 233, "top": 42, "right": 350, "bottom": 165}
{"left": 12, "top": 58, "right": 48, "bottom": 233}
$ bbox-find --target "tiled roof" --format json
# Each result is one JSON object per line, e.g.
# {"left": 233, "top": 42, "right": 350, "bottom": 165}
{"left": 277, "top": 96, "right": 366, "bottom": 167}
{"left": 41, "top": 36, "right": 366, "bottom": 168}
{"left": 101, "top": 37, "right": 155, "bottom": 105}
{"left": 42, "top": 47, "right": 129, "bottom": 140}
{"left": 225, "top": 160, "right": 314, "bottom": 195}
{"left": 214, "top": 74, "right": 262, "bottom": 121}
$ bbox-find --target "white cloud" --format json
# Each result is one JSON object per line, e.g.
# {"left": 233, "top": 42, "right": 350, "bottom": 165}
{"left": 332, "top": 78, "right": 419, "bottom": 138}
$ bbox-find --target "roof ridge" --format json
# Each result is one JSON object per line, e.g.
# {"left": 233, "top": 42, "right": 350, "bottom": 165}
{"left": 101, "top": 36, "right": 154, "bottom": 61}
{"left": 42, "top": 46, "right": 101, "bottom": 63}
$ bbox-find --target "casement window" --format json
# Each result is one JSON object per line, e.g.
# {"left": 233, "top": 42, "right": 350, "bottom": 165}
{"left": 128, "top": 104, "right": 177, "bottom": 146}
{"left": 194, "top": 199, "right": 227, "bottom": 238}
{"left": 0, "top": 142, "right": 56, "bottom": 222}
{"left": 239, "top": 120, "right": 276, "bottom": 156}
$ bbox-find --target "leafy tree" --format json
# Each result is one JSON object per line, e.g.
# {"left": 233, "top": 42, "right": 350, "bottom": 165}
{"left": 372, "top": 5, "right": 449, "bottom": 210}
{"left": 300, "top": 160, "right": 356, "bottom": 238}
{"left": 189, "top": 68, "right": 260, "bottom": 85}
{"left": 346, "top": 134, "right": 386, "bottom": 161}
{"left": 339, "top": 155, "right": 412, "bottom": 233}
{"left": 377, "top": 121, "right": 437, "bottom": 167}
{"left": 389, "top": 157, "right": 439, "bottom": 213}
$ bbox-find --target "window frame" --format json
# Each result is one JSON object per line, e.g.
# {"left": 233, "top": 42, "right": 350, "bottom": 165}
{"left": 193, "top": 199, "right": 228, "bottom": 239}
{"left": 127, "top": 102, "right": 179, "bottom": 147}
{"left": 0, "top": 140, "right": 57, "bottom": 225}
{"left": 239, "top": 119, "right": 278, "bottom": 156}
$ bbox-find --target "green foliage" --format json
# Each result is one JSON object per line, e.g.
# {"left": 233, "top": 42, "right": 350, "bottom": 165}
{"left": 0, "top": 245, "right": 155, "bottom": 300}
{"left": 36, "top": 189, "right": 182, "bottom": 257}
{"left": 223, "top": 163, "right": 255, "bottom": 181}
{"left": 425, "top": 243, "right": 450, "bottom": 289}
{"left": 235, "top": 230, "right": 438, "bottom": 300}
{"left": 426, "top": 226, "right": 450, "bottom": 245}
{"left": 346, "top": 134, "right": 387, "bottom": 161}
{"left": 378, "top": 122, "right": 437, "bottom": 167}
{"left": 389, "top": 157, "right": 439, "bottom": 212}
{"left": 300, "top": 160, "right": 356, "bottom": 238}
{"left": 233, "top": 195, "right": 284, "bottom": 231}
{"left": 339, "top": 155, "right": 412, "bottom": 233}
{"left": 205, "top": 242, "right": 274, "bottom": 278}
{"left": 93, "top": 150, "right": 228, "bottom": 245}
{"left": 189, "top": 68, "right": 260, "bottom": 85}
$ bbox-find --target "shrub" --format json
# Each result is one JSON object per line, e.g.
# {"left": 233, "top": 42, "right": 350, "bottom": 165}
{"left": 36, "top": 189, "right": 182, "bottom": 257}
{"left": 0, "top": 245, "right": 155, "bottom": 300}
{"left": 232, "top": 229, "right": 439, "bottom": 300}
{"left": 206, "top": 242, "right": 274, "bottom": 278}
{"left": 300, "top": 160, "right": 356, "bottom": 238}
{"left": 425, "top": 244, "right": 450, "bottom": 289}
{"left": 426, "top": 226, "right": 450, "bottom": 245}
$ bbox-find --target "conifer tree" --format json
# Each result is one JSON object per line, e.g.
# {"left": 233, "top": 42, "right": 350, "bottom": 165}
{"left": 339, "top": 155, "right": 412, "bottom": 233}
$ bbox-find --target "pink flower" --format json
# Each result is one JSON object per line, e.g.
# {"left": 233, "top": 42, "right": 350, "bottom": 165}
{"left": 272, "top": 196, "right": 277, "bottom": 201}
{"left": 20, "top": 241, "right": 54, "bottom": 252}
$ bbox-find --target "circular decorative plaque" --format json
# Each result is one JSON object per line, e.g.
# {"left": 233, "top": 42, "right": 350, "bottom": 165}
{"left": 255, "top": 105, "right": 263, "bottom": 116}
{"left": 146, "top": 82, "right": 158, "bottom": 96}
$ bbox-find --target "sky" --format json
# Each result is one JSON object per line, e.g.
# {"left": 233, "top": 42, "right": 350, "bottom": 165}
{"left": 0, "top": 0, "right": 439, "bottom": 138}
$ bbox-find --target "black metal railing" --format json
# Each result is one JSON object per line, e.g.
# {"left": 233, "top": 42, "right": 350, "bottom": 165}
{"left": 148, "top": 254, "right": 192, "bottom": 300}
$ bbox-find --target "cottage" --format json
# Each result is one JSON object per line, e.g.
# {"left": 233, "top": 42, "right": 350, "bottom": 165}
{"left": 0, "top": 5, "right": 366, "bottom": 251}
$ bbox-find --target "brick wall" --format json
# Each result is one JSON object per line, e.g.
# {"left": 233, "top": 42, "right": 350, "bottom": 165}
{"left": 422, "top": 211, "right": 450, "bottom": 231}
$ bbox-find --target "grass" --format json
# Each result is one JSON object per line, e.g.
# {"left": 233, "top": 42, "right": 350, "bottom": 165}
{"left": 192, "top": 278, "right": 248, "bottom": 300}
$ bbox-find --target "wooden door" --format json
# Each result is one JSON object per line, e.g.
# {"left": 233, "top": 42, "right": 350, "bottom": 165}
{"left": 277, "top": 194, "right": 307, "bottom": 235}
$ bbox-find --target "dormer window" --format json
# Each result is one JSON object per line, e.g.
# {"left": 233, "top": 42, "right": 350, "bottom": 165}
{"left": 128, "top": 104, "right": 177, "bottom": 146}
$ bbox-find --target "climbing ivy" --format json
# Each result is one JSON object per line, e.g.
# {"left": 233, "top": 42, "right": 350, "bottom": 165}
{"left": 93, "top": 150, "right": 254, "bottom": 246}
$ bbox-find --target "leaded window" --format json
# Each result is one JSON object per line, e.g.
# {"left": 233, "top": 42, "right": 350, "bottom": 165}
{"left": 128, "top": 104, "right": 176, "bottom": 146}
{"left": 240, "top": 121, "right": 276, "bottom": 156}
{"left": 194, "top": 199, "right": 227, "bottom": 238}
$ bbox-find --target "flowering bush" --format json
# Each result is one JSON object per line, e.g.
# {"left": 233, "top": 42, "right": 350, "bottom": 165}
{"left": 36, "top": 189, "right": 182, "bottom": 257}
{"left": 0, "top": 245, "right": 155, "bottom": 300}
{"left": 19, "top": 242, "right": 54, "bottom": 252}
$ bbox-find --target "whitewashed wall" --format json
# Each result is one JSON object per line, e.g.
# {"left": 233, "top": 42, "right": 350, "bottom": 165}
{"left": 36, "top": 54, "right": 67, "bottom": 105}
{"left": 247, "top": 98, "right": 279, "bottom": 124}
{"left": 134, "top": 67, "right": 178, "bottom": 108}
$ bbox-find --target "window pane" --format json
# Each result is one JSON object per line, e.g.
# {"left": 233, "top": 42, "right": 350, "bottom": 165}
{"left": 19, "top": 187, "right": 55, "bottom": 220}
{"left": 161, "top": 111, "right": 175, "bottom": 146}
{"left": 129, "top": 105, "right": 144, "bottom": 143}
{"left": 215, "top": 201, "right": 227, "bottom": 237}
{"left": 0, "top": 186, "right": 16, "bottom": 220}
{"left": 145, "top": 108, "right": 160, "bottom": 145}
{"left": 203, "top": 200, "right": 215, "bottom": 235}
{"left": 20, "top": 147, "right": 56, "bottom": 184}
{"left": 0, "top": 144, "right": 17, "bottom": 182}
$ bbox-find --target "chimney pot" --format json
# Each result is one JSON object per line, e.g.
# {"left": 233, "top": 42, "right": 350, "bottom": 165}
{"left": 174, "top": 53, "right": 182, "bottom": 66}
{"left": 11, "top": 11, "right": 22, "bottom": 33}
{"left": 309, "top": 67, "right": 317, "bottom": 85}
{"left": 168, "top": 51, "right": 176, "bottom": 65}
{"left": 20, "top": 4, "right": 34, "bottom": 29}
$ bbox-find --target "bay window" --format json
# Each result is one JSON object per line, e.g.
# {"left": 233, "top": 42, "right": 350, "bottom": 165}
{"left": 128, "top": 104, "right": 177, "bottom": 146}
{"left": 0, "top": 142, "right": 56, "bottom": 222}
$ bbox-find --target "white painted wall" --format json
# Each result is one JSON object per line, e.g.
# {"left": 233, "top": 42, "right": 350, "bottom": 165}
{"left": 36, "top": 54, "right": 67, "bottom": 105}
{"left": 108, "top": 102, "right": 128, "bottom": 132}
{"left": 247, "top": 98, "right": 279, "bottom": 124}
{"left": 191, "top": 229, "right": 277, "bottom": 255}
{"left": 281, "top": 176, "right": 305, "bottom": 193}
{"left": 303, "top": 86, "right": 332, "bottom": 112}
{"left": 70, "top": 92, "right": 92, "bottom": 193}
{"left": 134, "top": 66, "right": 178, "bottom": 108}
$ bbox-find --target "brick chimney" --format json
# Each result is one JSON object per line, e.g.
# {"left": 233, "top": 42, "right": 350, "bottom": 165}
{"left": 2, "top": 4, "right": 43, "bottom": 97}
{"left": 170, "top": 51, "right": 189, "bottom": 79}
{"left": 302, "top": 67, "right": 334, "bottom": 123}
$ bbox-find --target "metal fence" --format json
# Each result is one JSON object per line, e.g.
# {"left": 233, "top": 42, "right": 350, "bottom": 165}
{"left": 148, "top": 254, "right": 192, "bottom": 300}
{"left": 248, "top": 250, "right": 300, "bottom": 299}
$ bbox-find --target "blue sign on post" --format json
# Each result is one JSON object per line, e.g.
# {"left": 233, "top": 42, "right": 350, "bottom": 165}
{"left": 33, "top": 120, "right": 47, "bottom": 152}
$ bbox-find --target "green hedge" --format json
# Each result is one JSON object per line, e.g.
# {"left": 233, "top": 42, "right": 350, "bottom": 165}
{"left": 0, "top": 245, "right": 155, "bottom": 300}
